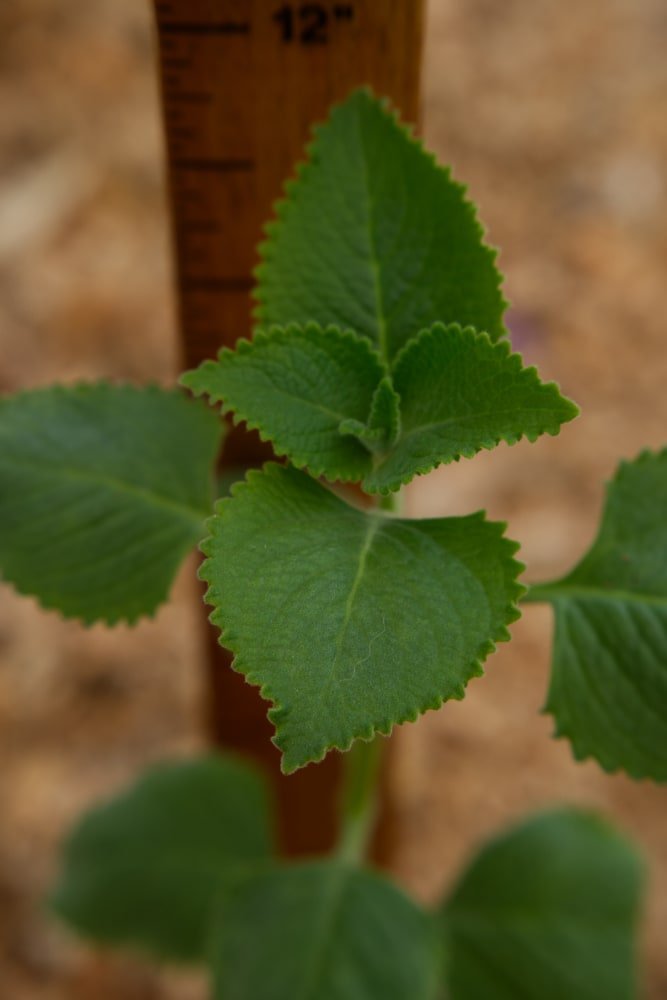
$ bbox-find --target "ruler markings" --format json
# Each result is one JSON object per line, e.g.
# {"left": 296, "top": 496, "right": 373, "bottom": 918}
{"left": 173, "top": 157, "right": 255, "bottom": 173}
{"left": 164, "top": 91, "right": 213, "bottom": 106}
{"left": 180, "top": 277, "right": 255, "bottom": 293}
{"left": 162, "top": 57, "right": 192, "bottom": 69}
{"left": 177, "top": 221, "right": 223, "bottom": 234}
{"left": 159, "top": 21, "right": 251, "bottom": 37}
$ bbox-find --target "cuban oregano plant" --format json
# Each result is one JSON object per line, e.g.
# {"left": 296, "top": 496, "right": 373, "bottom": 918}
{"left": 1, "top": 90, "right": 662, "bottom": 998}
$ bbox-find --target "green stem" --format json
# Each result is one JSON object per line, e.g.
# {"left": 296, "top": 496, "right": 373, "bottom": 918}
{"left": 378, "top": 490, "right": 403, "bottom": 514}
{"left": 335, "top": 485, "right": 401, "bottom": 865}
{"left": 336, "top": 736, "right": 384, "bottom": 865}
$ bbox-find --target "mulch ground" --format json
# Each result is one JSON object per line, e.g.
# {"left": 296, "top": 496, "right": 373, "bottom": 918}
{"left": 1, "top": 1, "right": 665, "bottom": 996}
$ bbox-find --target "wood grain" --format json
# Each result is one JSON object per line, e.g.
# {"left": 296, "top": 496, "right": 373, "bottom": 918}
{"left": 152, "top": 0, "right": 424, "bottom": 856}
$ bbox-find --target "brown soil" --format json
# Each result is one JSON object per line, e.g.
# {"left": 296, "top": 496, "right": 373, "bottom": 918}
{"left": 1, "top": 1, "right": 665, "bottom": 997}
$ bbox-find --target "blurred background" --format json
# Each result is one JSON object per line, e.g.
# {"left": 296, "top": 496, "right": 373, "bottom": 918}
{"left": 1, "top": 0, "right": 666, "bottom": 996}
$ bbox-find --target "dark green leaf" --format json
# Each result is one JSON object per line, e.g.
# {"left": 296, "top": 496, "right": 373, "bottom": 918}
{"left": 340, "top": 376, "right": 401, "bottom": 454}
{"left": 209, "top": 861, "right": 439, "bottom": 1000}
{"left": 0, "top": 383, "right": 222, "bottom": 623}
{"left": 51, "top": 756, "right": 273, "bottom": 962}
{"left": 364, "top": 324, "right": 579, "bottom": 494}
{"left": 442, "top": 809, "right": 643, "bottom": 1000}
{"left": 255, "top": 89, "right": 507, "bottom": 364}
{"left": 527, "top": 449, "right": 667, "bottom": 780}
{"left": 201, "top": 463, "right": 523, "bottom": 772}
{"left": 182, "top": 324, "right": 382, "bottom": 483}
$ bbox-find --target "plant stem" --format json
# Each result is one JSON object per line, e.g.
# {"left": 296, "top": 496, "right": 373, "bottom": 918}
{"left": 336, "top": 735, "right": 385, "bottom": 865}
{"left": 378, "top": 490, "right": 403, "bottom": 514}
{"left": 336, "top": 485, "right": 403, "bottom": 864}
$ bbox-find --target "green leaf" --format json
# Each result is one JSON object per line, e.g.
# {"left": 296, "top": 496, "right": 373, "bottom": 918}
{"left": 51, "top": 756, "right": 273, "bottom": 962}
{"left": 209, "top": 861, "right": 439, "bottom": 1000}
{"left": 340, "top": 376, "right": 401, "bottom": 454}
{"left": 182, "top": 323, "right": 382, "bottom": 483}
{"left": 255, "top": 89, "right": 507, "bottom": 365}
{"left": 527, "top": 449, "right": 667, "bottom": 781}
{"left": 442, "top": 809, "right": 643, "bottom": 1000}
{"left": 201, "top": 463, "right": 523, "bottom": 772}
{"left": 364, "top": 324, "right": 579, "bottom": 494}
{"left": 0, "top": 383, "right": 222, "bottom": 624}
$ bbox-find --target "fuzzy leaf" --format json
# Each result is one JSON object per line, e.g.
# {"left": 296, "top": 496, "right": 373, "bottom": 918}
{"left": 527, "top": 449, "right": 667, "bottom": 781}
{"left": 442, "top": 810, "right": 643, "bottom": 1000}
{"left": 255, "top": 89, "right": 506, "bottom": 364}
{"left": 201, "top": 463, "right": 523, "bottom": 772}
{"left": 364, "top": 324, "right": 579, "bottom": 494}
{"left": 51, "top": 756, "right": 273, "bottom": 962}
{"left": 340, "top": 376, "right": 401, "bottom": 454}
{"left": 0, "top": 384, "right": 222, "bottom": 623}
{"left": 182, "top": 324, "right": 382, "bottom": 483}
{"left": 209, "top": 861, "right": 439, "bottom": 1000}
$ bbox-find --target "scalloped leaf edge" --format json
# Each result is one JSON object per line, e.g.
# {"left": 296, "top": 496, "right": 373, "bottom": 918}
{"left": 181, "top": 322, "right": 382, "bottom": 485}
{"left": 0, "top": 380, "right": 219, "bottom": 627}
{"left": 363, "top": 323, "right": 580, "bottom": 495}
{"left": 199, "top": 463, "right": 526, "bottom": 772}
{"left": 252, "top": 88, "right": 509, "bottom": 344}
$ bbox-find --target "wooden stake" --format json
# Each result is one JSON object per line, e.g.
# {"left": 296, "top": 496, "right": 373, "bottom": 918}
{"left": 152, "top": 0, "right": 424, "bottom": 856}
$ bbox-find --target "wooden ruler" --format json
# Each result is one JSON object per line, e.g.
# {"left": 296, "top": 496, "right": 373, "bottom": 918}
{"left": 152, "top": 0, "right": 424, "bottom": 855}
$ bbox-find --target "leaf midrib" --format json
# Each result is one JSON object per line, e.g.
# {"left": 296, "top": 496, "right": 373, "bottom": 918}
{"left": 320, "top": 517, "right": 381, "bottom": 705}
{"left": 232, "top": 378, "right": 359, "bottom": 427}
{"left": 524, "top": 584, "right": 667, "bottom": 608}
{"left": 356, "top": 111, "right": 389, "bottom": 365}
{"left": 395, "top": 404, "right": 565, "bottom": 445}
{"left": 295, "top": 865, "right": 350, "bottom": 1000}
{"left": 3, "top": 456, "right": 209, "bottom": 525}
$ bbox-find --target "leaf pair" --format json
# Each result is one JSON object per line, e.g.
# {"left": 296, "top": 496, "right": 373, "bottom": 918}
{"left": 183, "top": 88, "right": 575, "bottom": 493}
{"left": 52, "top": 756, "right": 644, "bottom": 1000}
{"left": 183, "top": 321, "right": 578, "bottom": 495}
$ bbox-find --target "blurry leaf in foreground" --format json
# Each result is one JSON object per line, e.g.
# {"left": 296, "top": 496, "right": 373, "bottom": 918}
{"left": 441, "top": 809, "right": 643, "bottom": 1000}
{"left": 51, "top": 756, "right": 273, "bottom": 962}
{"left": 209, "top": 860, "right": 440, "bottom": 999}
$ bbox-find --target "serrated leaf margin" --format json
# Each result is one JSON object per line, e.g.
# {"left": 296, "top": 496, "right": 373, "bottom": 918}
{"left": 199, "top": 463, "right": 526, "bottom": 771}
{"left": 363, "top": 324, "right": 580, "bottom": 494}
{"left": 253, "top": 88, "right": 509, "bottom": 349}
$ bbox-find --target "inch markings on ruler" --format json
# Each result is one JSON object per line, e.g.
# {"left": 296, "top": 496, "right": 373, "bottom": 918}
{"left": 179, "top": 276, "right": 255, "bottom": 293}
{"left": 172, "top": 158, "right": 255, "bottom": 173}
{"left": 152, "top": 0, "right": 425, "bottom": 855}
{"left": 154, "top": 1, "right": 257, "bottom": 358}
{"left": 158, "top": 20, "right": 250, "bottom": 37}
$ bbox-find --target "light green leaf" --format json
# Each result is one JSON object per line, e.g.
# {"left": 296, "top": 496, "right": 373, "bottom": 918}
{"left": 182, "top": 323, "right": 382, "bottom": 483}
{"left": 364, "top": 324, "right": 579, "bottom": 494}
{"left": 255, "top": 89, "right": 506, "bottom": 364}
{"left": 442, "top": 809, "right": 643, "bottom": 1000}
{"left": 527, "top": 449, "right": 667, "bottom": 781}
{"left": 201, "top": 463, "right": 523, "bottom": 772}
{"left": 209, "top": 861, "right": 439, "bottom": 1000}
{"left": 51, "top": 756, "right": 273, "bottom": 962}
{"left": 0, "top": 383, "right": 222, "bottom": 624}
{"left": 340, "top": 376, "right": 401, "bottom": 454}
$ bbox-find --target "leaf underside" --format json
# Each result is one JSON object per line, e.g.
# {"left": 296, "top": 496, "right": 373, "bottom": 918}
{"left": 255, "top": 89, "right": 507, "bottom": 365}
{"left": 51, "top": 757, "right": 273, "bottom": 962}
{"left": 200, "top": 463, "right": 523, "bottom": 772}
{"left": 442, "top": 809, "right": 643, "bottom": 1000}
{"left": 209, "top": 861, "right": 438, "bottom": 1000}
{"left": 529, "top": 448, "right": 667, "bottom": 781}
{"left": 0, "top": 383, "right": 222, "bottom": 624}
